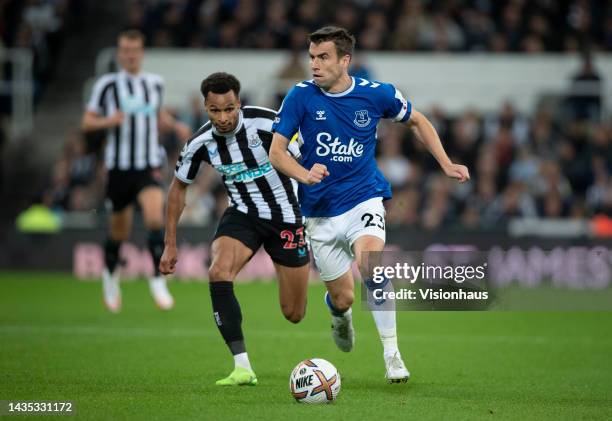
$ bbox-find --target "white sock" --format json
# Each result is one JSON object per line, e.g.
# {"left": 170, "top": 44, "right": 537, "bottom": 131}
{"left": 378, "top": 325, "right": 399, "bottom": 358}
{"left": 370, "top": 306, "right": 396, "bottom": 329}
{"left": 149, "top": 275, "right": 165, "bottom": 284}
{"left": 366, "top": 277, "right": 400, "bottom": 357}
{"left": 234, "top": 352, "right": 252, "bottom": 371}
{"left": 332, "top": 307, "right": 352, "bottom": 323}
{"left": 371, "top": 309, "right": 399, "bottom": 357}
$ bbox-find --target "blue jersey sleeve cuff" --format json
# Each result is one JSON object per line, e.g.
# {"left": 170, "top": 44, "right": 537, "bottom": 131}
{"left": 272, "top": 126, "right": 295, "bottom": 141}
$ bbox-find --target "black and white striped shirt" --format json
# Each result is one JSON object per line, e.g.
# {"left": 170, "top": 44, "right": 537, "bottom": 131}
{"left": 87, "top": 70, "right": 164, "bottom": 171}
{"left": 175, "top": 106, "right": 302, "bottom": 224}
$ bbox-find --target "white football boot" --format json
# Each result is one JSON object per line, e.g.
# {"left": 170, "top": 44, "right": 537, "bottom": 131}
{"left": 149, "top": 276, "right": 174, "bottom": 310}
{"left": 326, "top": 292, "right": 355, "bottom": 352}
{"left": 385, "top": 351, "right": 410, "bottom": 383}
{"left": 102, "top": 268, "right": 121, "bottom": 313}
{"left": 331, "top": 312, "right": 355, "bottom": 352}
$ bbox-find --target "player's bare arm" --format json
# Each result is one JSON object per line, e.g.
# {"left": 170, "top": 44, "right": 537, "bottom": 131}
{"left": 405, "top": 109, "right": 470, "bottom": 183}
{"left": 80, "top": 110, "right": 124, "bottom": 132}
{"left": 159, "top": 177, "right": 188, "bottom": 275}
{"left": 270, "top": 133, "right": 329, "bottom": 185}
{"left": 159, "top": 109, "right": 192, "bottom": 142}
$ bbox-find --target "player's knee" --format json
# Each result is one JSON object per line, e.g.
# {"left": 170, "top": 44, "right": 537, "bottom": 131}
{"left": 282, "top": 303, "right": 305, "bottom": 324}
{"left": 330, "top": 290, "right": 354, "bottom": 313}
{"left": 208, "top": 263, "right": 233, "bottom": 282}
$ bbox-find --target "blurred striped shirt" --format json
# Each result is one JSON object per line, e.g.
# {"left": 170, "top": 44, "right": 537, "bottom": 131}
{"left": 87, "top": 70, "right": 164, "bottom": 171}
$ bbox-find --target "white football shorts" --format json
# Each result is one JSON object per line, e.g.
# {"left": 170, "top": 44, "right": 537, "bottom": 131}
{"left": 304, "top": 197, "right": 386, "bottom": 282}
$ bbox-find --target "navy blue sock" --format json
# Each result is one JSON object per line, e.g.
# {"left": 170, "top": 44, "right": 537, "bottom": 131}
{"left": 104, "top": 239, "right": 121, "bottom": 272}
{"left": 148, "top": 229, "right": 164, "bottom": 277}
{"left": 325, "top": 292, "right": 346, "bottom": 316}
{"left": 210, "top": 281, "right": 246, "bottom": 355}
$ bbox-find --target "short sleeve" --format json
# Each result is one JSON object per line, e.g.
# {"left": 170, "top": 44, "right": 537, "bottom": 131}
{"left": 152, "top": 75, "right": 164, "bottom": 109}
{"left": 272, "top": 84, "right": 305, "bottom": 140}
{"left": 86, "top": 75, "right": 113, "bottom": 115}
{"left": 174, "top": 138, "right": 210, "bottom": 184}
{"left": 380, "top": 83, "right": 412, "bottom": 123}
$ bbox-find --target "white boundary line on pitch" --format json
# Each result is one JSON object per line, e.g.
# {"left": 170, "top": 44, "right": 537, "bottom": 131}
{"left": 0, "top": 325, "right": 608, "bottom": 345}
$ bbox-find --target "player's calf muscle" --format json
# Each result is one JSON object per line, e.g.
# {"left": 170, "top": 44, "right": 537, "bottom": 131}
{"left": 143, "top": 217, "right": 164, "bottom": 231}
{"left": 276, "top": 264, "right": 309, "bottom": 323}
{"left": 109, "top": 220, "right": 131, "bottom": 241}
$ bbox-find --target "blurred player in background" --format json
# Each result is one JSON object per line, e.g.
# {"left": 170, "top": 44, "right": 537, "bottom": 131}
{"left": 160, "top": 72, "right": 310, "bottom": 386}
{"left": 81, "top": 30, "right": 191, "bottom": 313}
{"left": 270, "top": 26, "right": 469, "bottom": 382}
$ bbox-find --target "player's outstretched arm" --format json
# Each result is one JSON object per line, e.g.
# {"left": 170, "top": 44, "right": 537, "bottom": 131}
{"left": 81, "top": 110, "right": 124, "bottom": 132}
{"left": 160, "top": 178, "right": 188, "bottom": 275}
{"left": 270, "top": 133, "right": 329, "bottom": 185}
{"left": 405, "top": 109, "right": 470, "bottom": 183}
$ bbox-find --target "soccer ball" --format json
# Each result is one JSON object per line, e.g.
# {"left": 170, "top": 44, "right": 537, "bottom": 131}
{"left": 289, "top": 358, "right": 341, "bottom": 403}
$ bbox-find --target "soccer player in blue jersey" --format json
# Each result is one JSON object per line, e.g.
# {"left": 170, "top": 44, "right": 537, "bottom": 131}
{"left": 269, "top": 26, "right": 470, "bottom": 382}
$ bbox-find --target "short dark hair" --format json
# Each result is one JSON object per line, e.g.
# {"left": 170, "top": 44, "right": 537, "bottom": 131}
{"left": 118, "top": 29, "right": 145, "bottom": 45}
{"left": 308, "top": 26, "right": 356, "bottom": 58}
{"left": 200, "top": 72, "right": 241, "bottom": 99}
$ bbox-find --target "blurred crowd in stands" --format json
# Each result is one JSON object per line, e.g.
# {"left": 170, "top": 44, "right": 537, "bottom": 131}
{"left": 0, "top": 0, "right": 75, "bottom": 159}
{"left": 0, "top": 0, "right": 75, "bottom": 106}
{"left": 35, "top": 0, "right": 612, "bottom": 230}
{"left": 125, "top": 0, "right": 612, "bottom": 53}
{"left": 46, "top": 68, "right": 612, "bottom": 230}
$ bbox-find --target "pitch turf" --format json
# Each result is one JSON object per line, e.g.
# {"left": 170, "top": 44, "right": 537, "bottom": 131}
{"left": 1, "top": 272, "right": 611, "bottom": 420}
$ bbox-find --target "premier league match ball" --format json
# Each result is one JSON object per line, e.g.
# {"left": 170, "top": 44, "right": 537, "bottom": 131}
{"left": 289, "top": 358, "right": 341, "bottom": 403}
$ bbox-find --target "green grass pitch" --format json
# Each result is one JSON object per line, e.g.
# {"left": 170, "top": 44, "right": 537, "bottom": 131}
{"left": 1, "top": 272, "right": 611, "bottom": 420}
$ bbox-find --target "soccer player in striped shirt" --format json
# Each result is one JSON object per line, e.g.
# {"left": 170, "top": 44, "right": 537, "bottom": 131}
{"left": 160, "top": 72, "right": 310, "bottom": 386}
{"left": 81, "top": 30, "right": 191, "bottom": 312}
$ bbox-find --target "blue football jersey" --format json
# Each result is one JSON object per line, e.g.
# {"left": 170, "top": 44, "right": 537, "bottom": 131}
{"left": 273, "top": 77, "right": 412, "bottom": 217}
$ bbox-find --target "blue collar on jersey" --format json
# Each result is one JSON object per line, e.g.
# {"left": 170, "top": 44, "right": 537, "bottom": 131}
{"left": 317, "top": 76, "right": 356, "bottom": 97}
{"left": 212, "top": 109, "right": 244, "bottom": 137}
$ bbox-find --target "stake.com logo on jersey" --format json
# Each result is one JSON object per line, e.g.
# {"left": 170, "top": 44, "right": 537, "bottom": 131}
{"left": 315, "top": 132, "right": 364, "bottom": 163}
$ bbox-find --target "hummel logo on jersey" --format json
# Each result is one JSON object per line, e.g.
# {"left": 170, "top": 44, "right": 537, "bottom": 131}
{"left": 315, "top": 110, "right": 326, "bottom": 121}
{"left": 354, "top": 110, "right": 371, "bottom": 128}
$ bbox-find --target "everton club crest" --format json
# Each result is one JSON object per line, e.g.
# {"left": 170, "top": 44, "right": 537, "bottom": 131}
{"left": 353, "top": 110, "right": 371, "bottom": 128}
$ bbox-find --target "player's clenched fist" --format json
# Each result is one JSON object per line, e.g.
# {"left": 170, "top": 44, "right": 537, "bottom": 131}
{"left": 443, "top": 163, "right": 470, "bottom": 183}
{"left": 159, "top": 245, "right": 178, "bottom": 275}
{"left": 306, "top": 163, "right": 329, "bottom": 185}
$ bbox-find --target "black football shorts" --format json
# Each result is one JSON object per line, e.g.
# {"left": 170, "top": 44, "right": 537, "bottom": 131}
{"left": 214, "top": 207, "right": 310, "bottom": 268}
{"left": 106, "top": 169, "right": 162, "bottom": 213}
